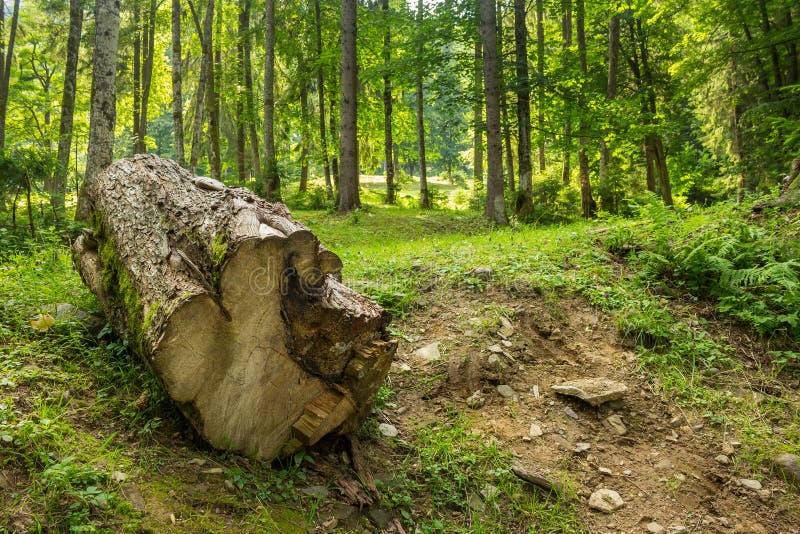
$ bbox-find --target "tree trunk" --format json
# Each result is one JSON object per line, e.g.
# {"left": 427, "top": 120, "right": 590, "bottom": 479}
{"left": 73, "top": 154, "right": 396, "bottom": 460}
{"left": 299, "top": 82, "right": 309, "bottom": 192}
{"left": 206, "top": 0, "right": 221, "bottom": 181}
{"left": 561, "top": 0, "right": 572, "bottom": 186}
{"left": 576, "top": 0, "right": 595, "bottom": 218}
{"left": 314, "top": 0, "right": 332, "bottom": 199}
{"left": 263, "top": 0, "right": 278, "bottom": 199}
{"left": 598, "top": 13, "right": 619, "bottom": 212}
{"left": 415, "top": 0, "right": 429, "bottom": 209}
{"left": 53, "top": 0, "right": 83, "bottom": 220}
{"left": 188, "top": 0, "right": 208, "bottom": 174}
{"left": 784, "top": 9, "right": 798, "bottom": 85}
{"left": 0, "top": 0, "right": 20, "bottom": 151}
{"left": 382, "top": 0, "right": 395, "bottom": 205}
{"left": 498, "top": 1, "right": 514, "bottom": 193}
{"left": 536, "top": 0, "right": 545, "bottom": 172}
{"left": 758, "top": 0, "right": 784, "bottom": 89}
{"left": 514, "top": 0, "right": 532, "bottom": 215}
{"left": 480, "top": 0, "right": 507, "bottom": 224}
{"left": 236, "top": 33, "right": 246, "bottom": 181}
{"left": 172, "top": 0, "right": 185, "bottom": 167}
{"left": 136, "top": 0, "right": 157, "bottom": 154}
{"left": 338, "top": 0, "right": 359, "bottom": 212}
{"left": 473, "top": 33, "right": 484, "bottom": 189}
{"left": 76, "top": 0, "right": 120, "bottom": 221}
{"left": 241, "top": 0, "right": 260, "bottom": 179}
{"left": 133, "top": 0, "right": 142, "bottom": 153}
{"left": 329, "top": 95, "right": 340, "bottom": 196}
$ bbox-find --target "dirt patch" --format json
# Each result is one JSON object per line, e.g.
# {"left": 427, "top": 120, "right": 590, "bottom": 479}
{"left": 374, "top": 287, "right": 800, "bottom": 532}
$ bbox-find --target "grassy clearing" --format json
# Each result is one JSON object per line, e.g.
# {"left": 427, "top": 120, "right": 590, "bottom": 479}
{"left": 1, "top": 195, "right": 798, "bottom": 531}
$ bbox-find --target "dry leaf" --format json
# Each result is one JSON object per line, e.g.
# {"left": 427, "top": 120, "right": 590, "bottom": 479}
{"left": 30, "top": 313, "right": 55, "bottom": 331}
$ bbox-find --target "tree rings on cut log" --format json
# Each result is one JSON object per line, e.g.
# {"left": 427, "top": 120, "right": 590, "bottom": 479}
{"left": 72, "top": 154, "right": 396, "bottom": 459}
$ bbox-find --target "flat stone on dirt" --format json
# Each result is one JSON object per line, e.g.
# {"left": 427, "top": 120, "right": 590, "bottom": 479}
{"left": 413, "top": 342, "right": 441, "bottom": 362}
{"left": 588, "top": 488, "right": 624, "bottom": 513}
{"left": 739, "top": 478, "right": 762, "bottom": 490}
{"left": 772, "top": 453, "right": 800, "bottom": 486}
{"left": 551, "top": 378, "right": 628, "bottom": 406}
{"left": 471, "top": 266, "right": 493, "bottom": 281}
{"left": 378, "top": 423, "right": 399, "bottom": 438}
{"left": 529, "top": 422, "right": 544, "bottom": 438}
{"left": 646, "top": 522, "right": 665, "bottom": 534}
{"left": 466, "top": 390, "right": 486, "bottom": 409}
{"left": 604, "top": 414, "right": 627, "bottom": 435}
{"left": 715, "top": 454, "right": 730, "bottom": 465}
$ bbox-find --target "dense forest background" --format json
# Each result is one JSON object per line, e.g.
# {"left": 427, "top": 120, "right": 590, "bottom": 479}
{"left": 0, "top": 0, "right": 799, "bottom": 229}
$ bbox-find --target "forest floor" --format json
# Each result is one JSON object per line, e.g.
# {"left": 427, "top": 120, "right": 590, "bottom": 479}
{"left": 1, "top": 199, "right": 799, "bottom": 533}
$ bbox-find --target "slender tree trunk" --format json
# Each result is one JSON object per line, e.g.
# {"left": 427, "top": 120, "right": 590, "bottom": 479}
{"left": 206, "top": 0, "right": 221, "bottom": 180}
{"left": 338, "top": 0, "right": 359, "bottom": 212}
{"left": 561, "top": 0, "right": 572, "bottom": 185}
{"left": 783, "top": 9, "right": 798, "bottom": 85}
{"left": 299, "top": 83, "right": 309, "bottom": 192}
{"left": 188, "top": 0, "right": 208, "bottom": 173}
{"left": 576, "top": 0, "right": 594, "bottom": 217}
{"left": 599, "top": 12, "right": 619, "bottom": 212}
{"left": 172, "top": 0, "right": 185, "bottom": 166}
{"left": 241, "top": 0, "right": 260, "bottom": 178}
{"left": 416, "top": 0, "right": 429, "bottom": 209}
{"left": 330, "top": 95, "right": 339, "bottom": 195}
{"left": 53, "top": 0, "right": 83, "bottom": 219}
{"left": 498, "top": 1, "right": 513, "bottom": 192}
{"left": 133, "top": 0, "right": 142, "bottom": 153}
{"left": 0, "top": 0, "right": 15, "bottom": 151}
{"left": 536, "top": 0, "right": 545, "bottom": 172}
{"left": 741, "top": 21, "right": 771, "bottom": 97}
{"left": 75, "top": 0, "right": 120, "bottom": 221}
{"left": 263, "top": 0, "right": 278, "bottom": 199}
{"left": 480, "top": 0, "right": 507, "bottom": 224}
{"left": 758, "top": 0, "right": 784, "bottom": 88}
{"left": 382, "top": 0, "right": 395, "bottom": 204}
{"left": 314, "top": 0, "right": 332, "bottom": 198}
{"left": 25, "top": 173, "right": 34, "bottom": 237}
{"left": 236, "top": 30, "right": 246, "bottom": 181}
{"left": 137, "top": 0, "right": 156, "bottom": 154}
{"left": 514, "top": 0, "right": 533, "bottom": 214}
{"left": 473, "top": 32, "right": 484, "bottom": 188}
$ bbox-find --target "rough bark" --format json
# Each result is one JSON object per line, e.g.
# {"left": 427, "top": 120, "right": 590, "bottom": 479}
{"left": 498, "top": 1, "right": 513, "bottom": 193}
{"left": 172, "top": 0, "right": 185, "bottom": 167}
{"left": 514, "top": 0, "right": 532, "bottom": 214}
{"left": 73, "top": 154, "right": 396, "bottom": 460}
{"left": 53, "top": 0, "right": 83, "bottom": 219}
{"left": 136, "top": 0, "right": 157, "bottom": 154}
{"left": 536, "top": 0, "right": 545, "bottom": 172}
{"left": 480, "top": 0, "right": 507, "bottom": 225}
{"left": 241, "top": 0, "right": 260, "bottom": 178}
{"left": 561, "top": 0, "right": 572, "bottom": 186}
{"left": 263, "top": 0, "right": 278, "bottom": 199}
{"left": 473, "top": 35, "right": 484, "bottom": 189}
{"left": 0, "top": 0, "right": 20, "bottom": 151}
{"left": 188, "top": 0, "right": 208, "bottom": 174}
{"left": 598, "top": 12, "right": 619, "bottom": 211}
{"left": 314, "top": 0, "right": 332, "bottom": 199}
{"left": 207, "top": 0, "right": 221, "bottom": 181}
{"left": 76, "top": 0, "right": 120, "bottom": 221}
{"left": 415, "top": 0, "right": 429, "bottom": 209}
{"left": 338, "top": 0, "right": 359, "bottom": 212}
{"left": 382, "top": 0, "right": 395, "bottom": 204}
{"left": 133, "top": 0, "right": 142, "bottom": 152}
{"left": 299, "top": 82, "right": 309, "bottom": 192}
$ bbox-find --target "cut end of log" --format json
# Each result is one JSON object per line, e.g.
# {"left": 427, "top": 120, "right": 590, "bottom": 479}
{"left": 73, "top": 154, "right": 396, "bottom": 460}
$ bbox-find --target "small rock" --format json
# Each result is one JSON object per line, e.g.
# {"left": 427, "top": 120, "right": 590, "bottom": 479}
{"left": 413, "top": 342, "right": 441, "bottom": 362}
{"left": 471, "top": 266, "right": 494, "bottom": 281}
{"left": 588, "top": 488, "right": 624, "bottom": 513}
{"left": 501, "top": 339, "right": 512, "bottom": 348}
{"left": 551, "top": 378, "right": 628, "bottom": 406}
{"left": 188, "top": 458, "right": 206, "bottom": 466}
{"left": 529, "top": 423, "right": 543, "bottom": 438}
{"left": 756, "top": 489, "right": 771, "bottom": 502}
{"left": 646, "top": 522, "right": 665, "bottom": 534}
{"left": 574, "top": 442, "right": 591, "bottom": 453}
{"left": 549, "top": 328, "right": 563, "bottom": 340}
{"left": 668, "top": 415, "right": 683, "bottom": 428}
{"left": 395, "top": 406, "right": 407, "bottom": 415}
{"left": 604, "top": 414, "right": 627, "bottom": 436}
{"left": 111, "top": 471, "right": 128, "bottom": 483}
{"left": 623, "top": 469, "right": 632, "bottom": 476}
{"left": 598, "top": 467, "right": 613, "bottom": 475}
{"left": 721, "top": 442, "right": 735, "bottom": 456}
{"left": 738, "top": 478, "right": 762, "bottom": 490}
{"left": 488, "top": 344, "right": 504, "bottom": 353}
{"left": 563, "top": 406, "right": 579, "bottom": 420}
{"left": 224, "top": 479, "right": 235, "bottom": 491}
{"left": 496, "top": 384, "right": 519, "bottom": 401}
{"left": 121, "top": 483, "right": 146, "bottom": 512}
{"left": 498, "top": 317, "right": 515, "bottom": 338}
{"left": 378, "top": 423, "right": 398, "bottom": 438}
{"left": 300, "top": 485, "right": 329, "bottom": 498}
{"left": 486, "top": 353, "right": 502, "bottom": 368}
{"left": 771, "top": 453, "right": 800, "bottom": 486}
{"left": 390, "top": 362, "right": 412, "bottom": 373}
{"left": 466, "top": 390, "right": 486, "bottom": 409}
{"left": 714, "top": 454, "right": 730, "bottom": 465}
{"left": 467, "top": 493, "right": 485, "bottom": 512}
{"left": 202, "top": 467, "right": 224, "bottom": 475}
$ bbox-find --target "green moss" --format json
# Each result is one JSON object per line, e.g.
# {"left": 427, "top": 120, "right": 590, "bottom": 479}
{"left": 210, "top": 234, "right": 228, "bottom": 266}
{"left": 97, "top": 237, "right": 146, "bottom": 354}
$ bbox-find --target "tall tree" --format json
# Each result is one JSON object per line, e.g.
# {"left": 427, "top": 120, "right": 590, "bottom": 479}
{"left": 206, "top": 0, "right": 221, "bottom": 180}
{"left": 314, "top": 0, "right": 332, "bottom": 198}
{"left": 187, "top": 0, "right": 208, "bottom": 173}
{"left": 560, "top": 0, "right": 572, "bottom": 185}
{"left": 472, "top": 33, "right": 484, "bottom": 188}
{"left": 299, "top": 82, "right": 309, "bottom": 191}
{"left": 171, "top": 0, "right": 185, "bottom": 166}
{"left": 416, "top": 0, "right": 429, "bottom": 209}
{"left": 136, "top": 0, "right": 156, "bottom": 154}
{"left": 576, "top": 0, "right": 595, "bottom": 217}
{"left": 263, "top": 0, "right": 278, "bottom": 199}
{"left": 0, "top": 0, "right": 21, "bottom": 151}
{"left": 241, "top": 0, "right": 260, "bottom": 178}
{"left": 535, "top": 0, "right": 545, "bottom": 171}
{"left": 598, "top": 11, "right": 619, "bottom": 211}
{"left": 52, "top": 0, "right": 83, "bottom": 219}
{"left": 338, "top": 0, "right": 359, "bottom": 212}
{"left": 480, "top": 0, "right": 507, "bottom": 224}
{"left": 382, "top": 0, "right": 395, "bottom": 204}
{"left": 76, "top": 0, "right": 120, "bottom": 221}
{"left": 498, "top": 1, "right": 514, "bottom": 192}
{"left": 514, "top": 0, "right": 532, "bottom": 215}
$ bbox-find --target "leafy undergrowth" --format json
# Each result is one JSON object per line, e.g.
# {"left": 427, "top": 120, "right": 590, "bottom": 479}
{"left": 1, "top": 198, "right": 798, "bottom": 531}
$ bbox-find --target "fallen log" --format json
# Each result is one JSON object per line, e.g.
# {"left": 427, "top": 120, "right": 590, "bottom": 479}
{"left": 73, "top": 154, "right": 396, "bottom": 459}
